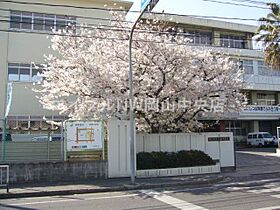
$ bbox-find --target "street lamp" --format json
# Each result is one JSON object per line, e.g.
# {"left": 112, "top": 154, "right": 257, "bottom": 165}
{"left": 127, "top": 0, "right": 159, "bottom": 184}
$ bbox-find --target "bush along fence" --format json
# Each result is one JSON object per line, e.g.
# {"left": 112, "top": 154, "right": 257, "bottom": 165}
{"left": 137, "top": 150, "right": 215, "bottom": 170}
{"left": 136, "top": 150, "right": 220, "bottom": 178}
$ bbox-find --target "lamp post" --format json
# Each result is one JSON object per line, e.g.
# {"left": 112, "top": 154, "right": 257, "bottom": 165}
{"left": 128, "top": 0, "right": 159, "bottom": 184}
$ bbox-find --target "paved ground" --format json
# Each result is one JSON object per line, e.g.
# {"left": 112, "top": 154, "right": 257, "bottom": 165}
{"left": 229, "top": 147, "right": 280, "bottom": 180}
{"left": 1, "top": 147, "right": 280, "bottom": 210}
{"left": 2, "top": 178, "right": 280, "bottom": 209}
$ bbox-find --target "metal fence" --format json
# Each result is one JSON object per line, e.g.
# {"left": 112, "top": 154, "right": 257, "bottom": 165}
{"left": 0, "top": 141, "right": 63, "bottom": 162}
{"left": 0, "top": 119, "right": 108, "bottom": 163}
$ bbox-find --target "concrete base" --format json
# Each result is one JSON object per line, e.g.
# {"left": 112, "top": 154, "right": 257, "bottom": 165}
{"left": 136, "top": 163, "right": 220, "bottom": 178}
{"left": 7, "top": 160, "right": 107, "bottom": 184}
{"left": 276, "top": 148, "right": 280, "bottom": 157}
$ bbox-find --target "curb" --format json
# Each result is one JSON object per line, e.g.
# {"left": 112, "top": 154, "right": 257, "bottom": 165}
{"left": 0, "top": 176, "right": 225, "bottom": 199}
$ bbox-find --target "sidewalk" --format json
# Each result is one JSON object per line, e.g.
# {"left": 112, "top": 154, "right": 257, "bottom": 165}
{"left": 0, "top": 174, "right": 225, "bottom": 199}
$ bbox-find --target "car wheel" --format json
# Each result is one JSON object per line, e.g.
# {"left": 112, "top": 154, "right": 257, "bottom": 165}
{"left": 258, "top": 143, "right": 263, "bottom": 147}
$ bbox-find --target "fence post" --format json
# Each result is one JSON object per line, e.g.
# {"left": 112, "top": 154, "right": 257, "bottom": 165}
{"left": 2, "top": 119, "right": 7, "bottom": 161}
{"left": 47, "top": 131, "right": 50, "bottom": 160}
{"left": 60, "top": 121, "right": 64, "bottom": 161}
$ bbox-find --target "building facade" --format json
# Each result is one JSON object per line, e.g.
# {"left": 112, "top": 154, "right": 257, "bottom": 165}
{"left": 0, "top": 0, "right": 132, "bottom": 140}
{"left": 0, "top": 0, "right": 279, "bottom": 142}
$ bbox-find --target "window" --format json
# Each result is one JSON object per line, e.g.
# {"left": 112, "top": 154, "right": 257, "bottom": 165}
{"left": 248, "top": 134, "right": 252, "bottom": 139}
{"left": 44, "top": 14, "right": 55, "bottom": 31}
{"left": 258, "top": 134, "right": 263, "bottom": 139}
{"left": 21, "top": 12, "right": 32, "bottom": 30}
{"left": 8, "top": 63, "right": 43, "bottom": 82}
{"left": 252, "top": 134, "right": 257, "bottom": 138}
{"left": 10, "top": 11, "right": 21, "bottom": 29}
{"left": 220, "top": 34, "right": 246, "bottom": 49}
{"left": 225, "top": 121, "right": 246, "bottom": 136}
{"left": 257, "top": 61, "right": 280, "bottom": 77}
{"left": 19, "top": 64, "right": 31, "bottom": 81}
{"left": 240, "top": 60, "right": 254, "bottom": 74}
{"left": 33, "top": 14, "right": 44, "bottom": 31}
{"left": 10, "top": 11, "right": 76, "bottom": 32}
{"left": 263, "top": 133, "right": 273, "bottom": 138}
{"left": 185, "top": 30, "right": 212, "bottom": 45}
{"left": 257, "top": 93, "right": 276, "bottom": 105}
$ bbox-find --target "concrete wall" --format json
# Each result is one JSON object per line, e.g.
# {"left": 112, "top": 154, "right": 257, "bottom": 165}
{"left": 108, "top": 120, "right": 234, "bottom": 178}
{"left": 8, "top": 160, "right": 107, "bottom": 183}
{"left": 137, "top": 132, "right": 235, "bottom": 168}
{"left": 107, "top": 119, "right": 135, "bottom": 178}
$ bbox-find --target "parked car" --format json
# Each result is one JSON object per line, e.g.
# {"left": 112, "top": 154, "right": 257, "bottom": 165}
{"left": 247, "top": 132, "right": 277, "bottom": 147}
{"left": 32, "top": 134, "right": 62, "bottom": 142}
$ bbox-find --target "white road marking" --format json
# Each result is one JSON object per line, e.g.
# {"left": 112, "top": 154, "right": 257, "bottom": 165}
{"left": 237, "top": 151, "right": 280, "bottom": 157}
{"left": 253, "top": 206, "right": 280, "bottom": 210}
{"left": 7, "top": 193, "right": 138, "bottom": 206}
{"left": 141, "top": 190, "right": 208, "bottom": 210}
{"left": 271, "top": 194, "right": 280, "bottom": 199}
{"left": 162, "top": 179, "right": 280, "bottom": 194}
{"left": 248, "top": 186, "right": 280, "bottom": 194}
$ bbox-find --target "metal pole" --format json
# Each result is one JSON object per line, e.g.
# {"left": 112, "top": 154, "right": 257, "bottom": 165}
{"left": 129, "top": 28, "right": 136, "bottom": 184}
{"left": 2, "top": 119, "right": 6, "bottom": 161}
{"left": 128, "top": 10, "right": 145, "bottom": 184}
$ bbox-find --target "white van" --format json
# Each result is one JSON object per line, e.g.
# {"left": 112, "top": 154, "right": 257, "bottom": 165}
{"left": 247, "top": 132, "right": 277, "bottom": 147}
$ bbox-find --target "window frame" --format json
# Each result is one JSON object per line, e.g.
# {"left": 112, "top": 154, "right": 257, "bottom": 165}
{"left": 9, "top": 10, "right": 76, "bottom": 32}
{"left": 220, "top": 34, "right": 246, "bottom": 49}
{"left": 8, "top": 63, "right": 43, "bottom": 83}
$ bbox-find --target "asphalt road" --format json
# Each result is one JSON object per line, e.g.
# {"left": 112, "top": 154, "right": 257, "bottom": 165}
{"left": 1, "top": 147, "right": 280, "bottom": 210}
{"left": 2, "top": 178, "right": 280, "bottom": 210}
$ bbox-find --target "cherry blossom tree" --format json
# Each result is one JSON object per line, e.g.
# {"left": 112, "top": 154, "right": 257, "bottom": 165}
{"left": 35, "top": 14, "right": 246, "bottom": 133}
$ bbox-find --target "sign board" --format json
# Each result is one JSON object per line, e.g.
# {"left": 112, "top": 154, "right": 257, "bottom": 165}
{"left": 208, "top": 137, "right": 230, "bottom": 142}
{"left": 65, "top": 121, "right": 102, "bottom": 151}
{"left": 141, "top": 0, "right": 152, "bottom": 12}
{"left": 126, "top": 0, "right": 159, "bottom": 22}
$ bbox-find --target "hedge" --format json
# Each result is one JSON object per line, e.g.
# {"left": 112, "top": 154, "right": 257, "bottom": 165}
{"left": 137, "top": 150, "right": 215, "bottom": 170}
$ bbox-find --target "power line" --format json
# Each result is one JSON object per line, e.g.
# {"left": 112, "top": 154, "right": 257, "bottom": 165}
{"left": 1, "top": 0, "right": 273, "bottom": 11}
{"left": 224, "top": 0, "right": 268, "bottom": 5}
{"left": 0, "top": 8, "right": 133, "bottom": 24}
{"left": 0, "top": 0, "right": 272, "bottom": 15}
{"left": 1, "top": 0, "right": 279, "bottom": 24}
{"left": 1, "top": 7, "right": 280, "bottom": 24}
{"left": 0, "top": 17, "right": 262, "bottom": 43}
{"left": 201, "top": 0, "right": 269, "bottom": 9}
{"left": 0, "top": 0, "right": 130, "bottom": 12}
{"left": 0, "top": 19, "right": 278, "bottom": 45}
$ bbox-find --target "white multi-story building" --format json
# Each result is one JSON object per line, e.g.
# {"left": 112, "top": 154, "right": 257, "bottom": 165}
{"left": 0, "top": 0, "right": 279, "bottom": 142}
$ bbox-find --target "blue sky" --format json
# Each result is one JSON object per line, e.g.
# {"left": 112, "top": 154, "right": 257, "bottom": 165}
{"left": 130, "top": 0, "right": 280, "bottom": 26}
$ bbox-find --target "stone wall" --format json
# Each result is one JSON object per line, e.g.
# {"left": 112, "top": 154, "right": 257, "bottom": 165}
{"left": 7, "top": 160, "right": 107, "bottom": 184}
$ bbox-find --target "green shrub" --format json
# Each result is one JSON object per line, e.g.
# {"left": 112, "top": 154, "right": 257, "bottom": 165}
{"left": 137, "top": 150, "right": 215, "bottom": 170}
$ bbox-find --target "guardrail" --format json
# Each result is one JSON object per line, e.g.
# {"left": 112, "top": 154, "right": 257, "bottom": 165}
{"left": 0, "top": 165, "right": 9, "bottom": 193}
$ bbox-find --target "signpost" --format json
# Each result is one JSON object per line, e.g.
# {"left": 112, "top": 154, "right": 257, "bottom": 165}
{"left": 126, "top": 0, "right": 159, "bottom": 184}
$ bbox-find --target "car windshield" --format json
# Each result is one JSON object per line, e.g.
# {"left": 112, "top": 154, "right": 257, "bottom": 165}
{"left": 263, "top": 133, "right": 273, "bottom": 138}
